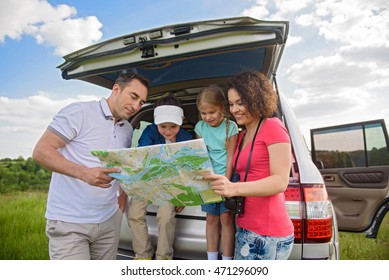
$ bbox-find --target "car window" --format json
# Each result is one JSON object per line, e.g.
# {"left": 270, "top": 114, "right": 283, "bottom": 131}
{"left": 365, "top": 123, "right": 389, "bottom": 166}
{"left": 311, "top": 120, "right": 389, "bottom": 169}
{"left": 99, "top": 49, "right": 265, "bottom": 89}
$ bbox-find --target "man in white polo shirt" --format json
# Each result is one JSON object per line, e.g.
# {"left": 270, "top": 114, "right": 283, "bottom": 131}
{"left": 33, "top": 73, "right": 149, "bottom": 260}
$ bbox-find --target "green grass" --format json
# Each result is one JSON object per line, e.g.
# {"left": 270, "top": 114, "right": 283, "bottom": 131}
{"left": 339, "top": 213, "right": 389, "bottom": 259}
{"left": 0, "top": 191, "right": 49, "bottom": 260}
{"left": 0, "top": 191, "right": 388, "bottom": 260}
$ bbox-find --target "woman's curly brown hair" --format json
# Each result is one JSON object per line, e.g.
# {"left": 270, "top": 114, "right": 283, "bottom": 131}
{"left": 226, "top": 71, "right": 278, "bottom": 119}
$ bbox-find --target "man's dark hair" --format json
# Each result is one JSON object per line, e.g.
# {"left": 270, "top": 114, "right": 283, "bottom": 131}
{"left": 115, "top": 72, "right": 150, "bottom": 90}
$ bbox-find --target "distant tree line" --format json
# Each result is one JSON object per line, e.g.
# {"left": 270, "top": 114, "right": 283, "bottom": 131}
{"left": 315, "top": 147, "right": 389, "bottom": 169}
{"left": 0, "top": 157, "right": 51, "bottom": 193}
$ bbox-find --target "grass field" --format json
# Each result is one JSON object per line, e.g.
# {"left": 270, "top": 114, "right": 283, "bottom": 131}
{"left": 0, "top": 192, "right": 49, "bottom": 259}
{"left": 339, "top": 213, "right": 389, "bottom": 259}
{"left": 0, "top": 191, "right": 388, "bottom": 260}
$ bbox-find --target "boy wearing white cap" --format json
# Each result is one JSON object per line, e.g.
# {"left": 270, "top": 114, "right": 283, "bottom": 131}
{"left": 127, "top": 95, "right": 193, "bottom": 260}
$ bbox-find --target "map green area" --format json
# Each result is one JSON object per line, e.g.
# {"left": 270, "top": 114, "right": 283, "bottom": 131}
{"left": 91, "top": 139, "right": 223, "bottom": 206}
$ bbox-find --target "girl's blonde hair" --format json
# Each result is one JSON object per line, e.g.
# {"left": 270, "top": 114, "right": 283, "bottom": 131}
{"left": 196, "top": 85, "right": 230, "bottom": 148}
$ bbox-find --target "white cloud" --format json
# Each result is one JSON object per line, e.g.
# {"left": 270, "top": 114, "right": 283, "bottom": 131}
{"left": 243, "top": 0, "right": 313, "bottom": 20}
{"left": 302, "top": 0, "right": 389, "bottom": 48}
{"left": 31, "top": 16, "right": 103, "bottom": 56}
{"left": 288, "top": 0, "right": 389, "bottom": 118}
{"left": 285, "top": 48, "right": 389, "bottom": 126}
{"left": 287, "top": 54, "right": 372, "bottom": 90}
{"left": 339, "top": 45, "right": 389, "bottom": 70}
{"left": 0, "top": 0, "right": 103, "bottom": 56}
{"left": 0, "top": 93, "right": 100, "bottom": 159}
{"left": 242, "top": 0, "right": 389, "bottom": 147}
{"left": 273, "top": 0, "right": 313, "bottom": 14}
{"left": 242, "top": 0, "right": 270, "bottom": 18}
{"left": 286, "top": 35, "right": 302, "bottom": 46}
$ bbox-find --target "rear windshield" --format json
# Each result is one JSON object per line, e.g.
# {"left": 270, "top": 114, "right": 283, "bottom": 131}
{"left": 101, "top": 48, "right": 265, "bottom": 88}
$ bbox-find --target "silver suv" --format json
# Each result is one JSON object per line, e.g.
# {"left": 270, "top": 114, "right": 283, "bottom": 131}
{"left": 58, "top": 17, "right": 389, "bottom": 260}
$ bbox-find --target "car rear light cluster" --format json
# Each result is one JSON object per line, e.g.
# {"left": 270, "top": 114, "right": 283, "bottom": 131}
{"left": 285, "top": 183, "right": 333, "bottom": 243}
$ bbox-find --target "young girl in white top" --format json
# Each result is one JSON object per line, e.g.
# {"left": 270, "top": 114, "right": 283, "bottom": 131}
{"left": 195, "top": 85, "right": 238, "bottom": 260}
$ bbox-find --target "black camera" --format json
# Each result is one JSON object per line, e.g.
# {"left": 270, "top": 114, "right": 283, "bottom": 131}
{"left": 224, "top": 196, "right": 244, "bottom": 214}
{"left": 224, "top": 171, "right": 245, "bottom": 214}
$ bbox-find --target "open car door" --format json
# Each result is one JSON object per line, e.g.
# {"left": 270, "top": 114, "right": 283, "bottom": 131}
{"left": 311, "top": 119, "right": 389, "bottom": 238}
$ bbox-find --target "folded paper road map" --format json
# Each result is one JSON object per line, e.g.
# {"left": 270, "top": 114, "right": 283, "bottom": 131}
{"left": 92, "top": 139, "right": 223, "bottom": 206}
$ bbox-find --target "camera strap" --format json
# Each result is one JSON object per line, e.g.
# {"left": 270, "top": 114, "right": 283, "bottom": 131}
{"left": 233, "top": 118, "right": 263, "bottom": 182}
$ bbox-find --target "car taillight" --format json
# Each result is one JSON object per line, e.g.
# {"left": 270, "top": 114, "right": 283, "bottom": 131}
{"left": 285, "top": 183, "right": 333, "bottom": 243}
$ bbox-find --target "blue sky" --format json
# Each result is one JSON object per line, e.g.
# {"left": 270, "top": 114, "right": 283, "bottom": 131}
{"left": 0, "top": 0, "right": 388, "bottom": 158}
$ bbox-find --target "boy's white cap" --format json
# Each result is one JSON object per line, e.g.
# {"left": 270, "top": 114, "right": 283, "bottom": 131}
{"left": 154, "top": 105, "right": 184, "bottom": 125}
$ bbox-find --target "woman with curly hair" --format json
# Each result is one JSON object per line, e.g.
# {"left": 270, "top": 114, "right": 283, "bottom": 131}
{"left": 205, "top": 71, "right": 294, "bottom": 260}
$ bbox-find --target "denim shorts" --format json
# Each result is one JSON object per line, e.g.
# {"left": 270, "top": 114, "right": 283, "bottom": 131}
{"left": 234, "top": 227, "right": 294, "bottom": 260}
{"left": 201, "top": 201, "right": 230, "bottom": 216}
